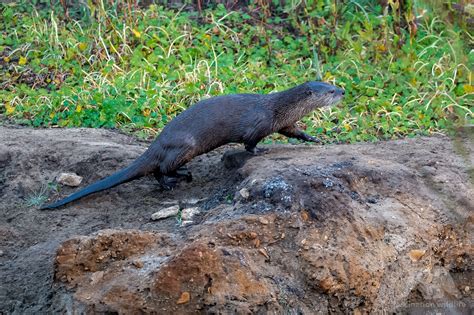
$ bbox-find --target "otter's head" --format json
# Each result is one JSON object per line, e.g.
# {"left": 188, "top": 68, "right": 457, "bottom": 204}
{"left": 302, "top": 81, "right": 345, "bottom": 109}
{"left": 271, "top": 81, "right": 345, "bottom": 129}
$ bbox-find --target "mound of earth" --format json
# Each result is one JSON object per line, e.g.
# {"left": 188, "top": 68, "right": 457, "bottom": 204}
{"left": 0, "top": 126, "right": 472, "bottom": 314}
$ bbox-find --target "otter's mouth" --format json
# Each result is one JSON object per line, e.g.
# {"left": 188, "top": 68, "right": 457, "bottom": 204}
{"left": 326, "top": 94, "right": 344, "bottom": 108}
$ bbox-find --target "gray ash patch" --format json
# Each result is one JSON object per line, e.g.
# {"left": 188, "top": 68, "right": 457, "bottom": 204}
{"left": 322, "top": 178, "right": 334, "bottom": 188}
{"left": 263, "top": 176, "right": 293, "bottom": 205}
{"left": 331, "top": 160, "right": 354, "bottom": 170}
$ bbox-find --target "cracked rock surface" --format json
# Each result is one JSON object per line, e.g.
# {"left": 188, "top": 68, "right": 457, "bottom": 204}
{"left": 0, "top": 126, "right": 472, "bottom": 313}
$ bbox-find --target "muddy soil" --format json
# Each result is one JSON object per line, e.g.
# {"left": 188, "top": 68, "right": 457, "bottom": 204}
{"left": 0, "top": 126, "right": 472, "bottom": 314}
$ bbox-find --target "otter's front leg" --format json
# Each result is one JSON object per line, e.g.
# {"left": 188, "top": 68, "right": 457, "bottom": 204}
{"left": 243, "top": 114, "right": 272, "bottom": 154}
{"left": 278, "top": 125, "right": 320, "bottom": 143}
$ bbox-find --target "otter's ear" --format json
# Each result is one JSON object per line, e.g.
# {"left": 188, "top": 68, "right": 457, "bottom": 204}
{"left": 305, "top": 89, "right": 313, "bottom": 96}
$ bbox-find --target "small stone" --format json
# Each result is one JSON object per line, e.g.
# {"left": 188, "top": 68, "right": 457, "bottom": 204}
{"left": 249, "top": 232, "right": 258, "bottom": 239}
{"left": 259, "top": 217, "right": 269, "bottom": 225}
{"left": 57, "top": 172, "right": 83, "bottom": 187}
{"left": 323, "top": 178, "right": 334, "bottom": 188}
{"left": 464, "top": 286, "right": 470, "bottom": 292}
{"left": 408, "top": 249, "right": 426, "bottom": 262}
{"left": 181, "top": 220, "right": 193, "bottom": 226}
{"left": 151, "top": 205, "right": 180, "bottom": 220}
{"left": 300, "top": 211, "right": 309, "bottom": 221}
{"left": 177, "top": 291, "right": 190, "bottom": 304}
{"left": 181, "top": 207, "right": 200, "bottom": 220}
{"left": 0, "top": 250, "right": 3, "bottom": 256}
{"left": 132, "top": 260, "right": 144, "bottom": 268}
{"left": 367, "top": 196, "right": 378, "bottom": 204}
{"left": 312, "top": 243, "right": 322, "bottom": 250}
{"left": 254, "top": 239, "right": 261, "bottom": 248}
{"left": 239, "top": 188, "right": 250, "bottom": 199}
{"left": 90, "top": 271, "right": 104, "bottom": 285}
{"left": 258, "top": 248, "right": 270, "bottom": 259}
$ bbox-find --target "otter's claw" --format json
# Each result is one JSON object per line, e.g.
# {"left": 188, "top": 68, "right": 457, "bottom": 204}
{"left": 246, "top": 146, "right": 269, "bottom": 155}
{"left": 305, "top": 135, "right": 321, "bottom": 143}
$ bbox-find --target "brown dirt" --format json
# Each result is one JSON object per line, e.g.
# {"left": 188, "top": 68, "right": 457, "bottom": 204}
{"left": 0, "top": 126, "right": 473, "bottom": 314}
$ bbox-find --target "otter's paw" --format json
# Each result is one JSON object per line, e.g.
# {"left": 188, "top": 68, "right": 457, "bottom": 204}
{"left": 246, "top": 146, "right": 269, "bottom": 155}
{"left": 159, "top": 176, "right": 178, "bottom": 190}
{"left": 302, "top": 135, "right": 321, "bottom": 143}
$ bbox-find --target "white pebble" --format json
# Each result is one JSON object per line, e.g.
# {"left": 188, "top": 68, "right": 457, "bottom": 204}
{"left": 239, "top": 188, "right": 250, "bottom": 199}
{"left": 181, "top": 207, "right": 200, "bottom": 220}
{"left": 57, "top": 172, "right": 83, "bottom": 187}
{"left": 151, "top": 205, "right": 180, "bottom": 220}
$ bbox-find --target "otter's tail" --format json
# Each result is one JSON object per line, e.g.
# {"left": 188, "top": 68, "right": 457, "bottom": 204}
{"left": 40, "top": 155, "right": 155, "bottom": 210}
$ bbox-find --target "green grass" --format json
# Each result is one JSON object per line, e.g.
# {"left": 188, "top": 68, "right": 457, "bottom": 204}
{"left": 0, "top": 1, "right": 473, "bottom": 143}
{"left": 24, "top": 182, "right": 57, "bottom": 207}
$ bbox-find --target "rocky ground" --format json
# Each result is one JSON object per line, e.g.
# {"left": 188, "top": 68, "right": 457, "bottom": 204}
{"left": 0, "top": 126, "right": 473, "bottom": 314}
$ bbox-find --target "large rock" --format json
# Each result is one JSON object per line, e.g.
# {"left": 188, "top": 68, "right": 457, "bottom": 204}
{"left": 52, "top": 143, "right": 473, "bottom": 313}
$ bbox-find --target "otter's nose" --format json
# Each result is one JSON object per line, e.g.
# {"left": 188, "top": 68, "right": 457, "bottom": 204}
{"left": 341, "top": 89, "right": 345, "bottom": 95}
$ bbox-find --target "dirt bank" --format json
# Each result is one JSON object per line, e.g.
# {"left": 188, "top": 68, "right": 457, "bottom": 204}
{"left": 0, "top": 126, "right": 472, "bottom": 314}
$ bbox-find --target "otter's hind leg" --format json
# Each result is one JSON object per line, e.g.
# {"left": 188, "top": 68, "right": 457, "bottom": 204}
{"left": 155, "top": 137, "right": 197, "bottom": 189}
{"left": 154, "top": 167, "right": 192, "bottom": 190}
{"left": 175, "top": 166, "right": 193, "bottom": 182}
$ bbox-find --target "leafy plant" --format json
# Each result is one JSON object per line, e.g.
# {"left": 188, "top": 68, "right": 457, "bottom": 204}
{"left": 0, "top": 0, "right": 472, "bottom": 144}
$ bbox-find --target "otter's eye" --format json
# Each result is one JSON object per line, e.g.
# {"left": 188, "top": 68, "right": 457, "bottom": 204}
{"left": 329, "top": 89, "right": 335, "bottom": 94}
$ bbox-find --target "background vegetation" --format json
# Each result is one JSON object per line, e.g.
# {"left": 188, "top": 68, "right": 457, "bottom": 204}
{"left": 0, "top": 0, "right": 472, "bottom": 142}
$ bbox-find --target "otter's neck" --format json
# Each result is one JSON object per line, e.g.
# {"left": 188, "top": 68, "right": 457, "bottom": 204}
{"left": 266, "top": 85, "right": 313, "bottom": 131}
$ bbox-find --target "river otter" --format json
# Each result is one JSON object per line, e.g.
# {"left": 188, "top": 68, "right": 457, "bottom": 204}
{"left": 40, "top": 81, "right": 344, "bottom": 209}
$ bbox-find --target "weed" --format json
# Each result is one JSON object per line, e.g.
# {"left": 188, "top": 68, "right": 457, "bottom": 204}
{"left": 175, "top": 209, "right": 182, "bottom": 226}
{"left": 25, "top": 182, "right": 57, "bottom": 207}
{"left": 225, "top": 193, "right": 233, "bottom": 204}
{"left": 0, "top": 1, "right": 472, "bottom": 143}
